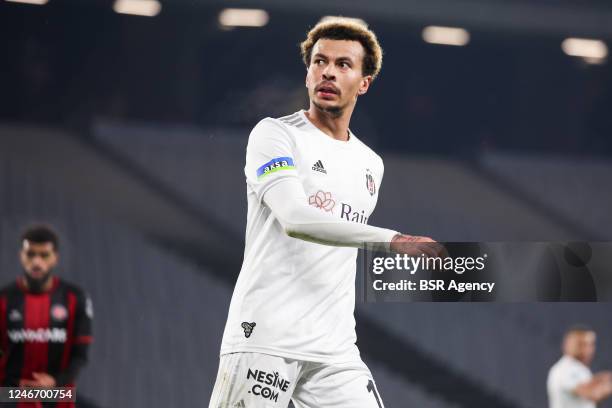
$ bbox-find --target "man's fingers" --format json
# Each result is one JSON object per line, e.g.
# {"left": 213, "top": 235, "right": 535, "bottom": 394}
{"left": 397, "top": 241, "right": 447, "bottom": 258}
{"left": 417, "top": 242, "right": 445, "bottom": 258}
{"left": 397, "top": 242, "right": 436, "bottom": 257}
{"left": 433, "top": 243, "right": 449, "bottom": 257}
{"left": 391, "top": 235, "right": 447, "bottom": 258}
{"left": 419, "top": 243, "right": 438, "bottom": 257}
{"left": 415, "top": 237, "right": 447, "bottom": 257}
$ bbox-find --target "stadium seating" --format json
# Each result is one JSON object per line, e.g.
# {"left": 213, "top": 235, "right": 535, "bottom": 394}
{"left": 2, "top": 124, "right": 611, "bottom": 408}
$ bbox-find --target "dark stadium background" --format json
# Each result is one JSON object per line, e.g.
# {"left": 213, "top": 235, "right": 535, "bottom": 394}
{"left": 1, "top": 0, "right": 612, "bottom": 407}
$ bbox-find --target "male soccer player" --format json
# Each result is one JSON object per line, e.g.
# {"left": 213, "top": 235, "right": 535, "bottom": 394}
{"left": 0, "top": 225, "right": 93, "bottom": 407}
{"left": 209, "top": 18, "right": 437, "bottom": 408}
{"left": 547, "top": 326, "right": 612, "bottom": 408}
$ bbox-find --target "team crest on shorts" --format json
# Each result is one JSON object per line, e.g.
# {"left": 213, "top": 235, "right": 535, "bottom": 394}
{"left": 365, "top": 169, "right": 376, "bottom": 196}
{"left": 241, "top": 322, "right": 256, "bottom": 338}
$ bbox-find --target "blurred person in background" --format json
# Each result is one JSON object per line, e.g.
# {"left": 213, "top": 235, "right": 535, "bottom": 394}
{"left": 209, "top": 17, "right": 439, "bottom": 408}
{"left": 0, "top": 224, "right": 93, "bottom": 407}
{"left": 547, "top": 326, "right": 612, "bottom": 408}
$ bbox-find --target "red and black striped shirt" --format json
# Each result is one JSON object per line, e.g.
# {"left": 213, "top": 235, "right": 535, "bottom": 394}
{"left": 0, "top": 276, "right": 93, "bottom": 391}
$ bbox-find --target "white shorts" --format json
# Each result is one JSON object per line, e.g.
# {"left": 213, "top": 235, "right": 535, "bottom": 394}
{"left": 208, "top": 352, "right": 385, "bottom": 408}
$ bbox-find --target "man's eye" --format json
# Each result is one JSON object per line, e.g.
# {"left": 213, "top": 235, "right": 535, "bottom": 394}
{"left": 340, "top": 62, "right": 350, "bottom": 68}
{"left": 25, "top": 251, "right": 51, "bottom": 259}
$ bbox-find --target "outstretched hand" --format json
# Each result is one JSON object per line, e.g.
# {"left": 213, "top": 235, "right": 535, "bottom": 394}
{"left": 390, "top": 234, "right": 446, "bottom": 258}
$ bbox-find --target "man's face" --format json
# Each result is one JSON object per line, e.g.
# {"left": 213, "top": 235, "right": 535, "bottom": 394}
{"left": 20, "top": 241, "right": 58, "bottom": 281}
{"left": 566, "top": 331, "right": 597, "bottom": 365}
{"left": 305, "top": 39, "right": 372, "bottom": 116}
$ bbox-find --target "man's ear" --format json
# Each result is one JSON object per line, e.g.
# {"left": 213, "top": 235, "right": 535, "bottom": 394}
{"left": 358, "top": 75, "right": 373, "bottom": 95}
{"left": 50, "top": 252, "right": 59, "bottom": 268}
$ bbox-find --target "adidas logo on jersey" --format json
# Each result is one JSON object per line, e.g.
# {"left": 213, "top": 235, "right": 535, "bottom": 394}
{"left": 9, "top": 309, "right": 22, "bottom": 321}
{"left": 312, "top": 160, "right": 327, "bottom": 174}
{"left": 233, "top": 400, "right": 245, "bottom": 408}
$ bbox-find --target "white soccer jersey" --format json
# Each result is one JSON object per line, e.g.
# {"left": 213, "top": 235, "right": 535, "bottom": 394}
{"left": 220, "top": 110, "right": 389, "bottom": 363}
{"left": 547, "top": 356, "right": 595, "bottom": 408}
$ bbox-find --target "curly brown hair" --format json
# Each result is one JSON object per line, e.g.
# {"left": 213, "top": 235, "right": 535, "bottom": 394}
{"left": 300, "top": 17, "right": 383, "bottom": 80}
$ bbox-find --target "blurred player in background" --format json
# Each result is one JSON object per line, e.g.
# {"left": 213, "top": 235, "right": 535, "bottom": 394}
{"left": 0, "top": 224, "right": 93, "bottom": 407}
{"left": 209, "top": 17, "right": 439, "bottom": 408}
{"left": 547, "top": 326, "right": 612, "bottom": 408}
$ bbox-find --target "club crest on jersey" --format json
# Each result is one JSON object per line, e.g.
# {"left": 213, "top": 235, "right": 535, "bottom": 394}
{"left": 257, "top": 157, "right": 295, "bottom": 179}
{"left": 365, "top": 169, "right": 376, "bottom": 196}
{"left": 51, "top": 304, "right": 68, "bottom": 321}
{"left": 308, "top": 191, "right": 335, "bottom": 212}
{"left": 241, "top": 322, "right": 256, "bottom": 338}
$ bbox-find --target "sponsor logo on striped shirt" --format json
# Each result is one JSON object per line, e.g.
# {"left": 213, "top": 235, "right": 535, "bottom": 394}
{"left": 8, "top": 328, "right": 67, "bottom": 343}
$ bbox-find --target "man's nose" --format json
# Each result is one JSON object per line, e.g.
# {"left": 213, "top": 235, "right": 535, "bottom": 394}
{"left": 322, "top": 66, "right": 336, "bottom": 80}
{"left": 31, "top": 257, "right": 44, "bottom": 266}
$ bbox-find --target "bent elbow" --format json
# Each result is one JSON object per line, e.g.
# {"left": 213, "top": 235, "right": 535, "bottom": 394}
{"left": 280, "top": 218, "right": 313, "bottom": 242}
{"left": 283, "top": 222, "right": 303, "bottom": 238}
{"left": 275, "top": 206, "right": 305, "bottom": 237}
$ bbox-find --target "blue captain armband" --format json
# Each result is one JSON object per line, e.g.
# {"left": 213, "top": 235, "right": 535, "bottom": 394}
{"left": 256, "top": 157, "right": 296, "bottom": 179}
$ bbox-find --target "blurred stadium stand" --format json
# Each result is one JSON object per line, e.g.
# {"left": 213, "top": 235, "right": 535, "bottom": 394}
{"left": 92, "top": 121, "right": 609, "bottom": 241}
{"left": 93, "top": 121, "right": 248, "bottom": 237}
{"left": 360, "top": 303, "right": 612, "bottom": 408}
{"left": 1, "top": 133, "right": 233, "bottom": 406}
{"left": 479, "top": 152, "right": 612, "bottom": 240}
{"left": 2, "top": 0, "right": 612, "bottom": 406}
{"left": 2, "top": 0, "right": 612, "bottom": 157}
